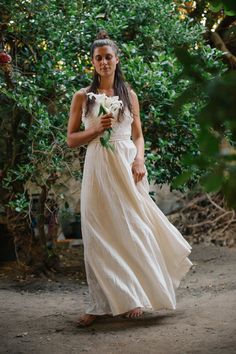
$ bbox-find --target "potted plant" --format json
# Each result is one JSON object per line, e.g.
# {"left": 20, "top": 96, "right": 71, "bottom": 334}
{"left": 58, "top": 202, "right": 82, "bottom": 239}
{"left": 71, "top": 212, "right": 82, "bottom": 239}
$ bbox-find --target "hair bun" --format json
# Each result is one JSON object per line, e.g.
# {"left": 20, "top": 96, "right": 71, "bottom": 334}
{"left": 96, "top": 29, "right": 110, "bottom": 40}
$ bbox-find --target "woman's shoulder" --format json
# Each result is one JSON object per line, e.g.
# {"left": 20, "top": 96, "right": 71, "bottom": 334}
{"left": 124, "top": 82, "right": 137, "bottom": 99}
{"left": 71, "top": 87, "right": 90, "bottom": 107}
{"left": 128, "top": 88, "right": 138, "bottom": 103}
{"left": 73, "top": 87, "right": 89, "bottom": 98}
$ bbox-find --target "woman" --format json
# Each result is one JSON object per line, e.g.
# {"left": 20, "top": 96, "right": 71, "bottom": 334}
{"left": 67, "top": 31, "right": 193, "bottom": 327}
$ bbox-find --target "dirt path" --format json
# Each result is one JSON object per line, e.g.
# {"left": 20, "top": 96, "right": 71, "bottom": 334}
{"left": 0, "top": 243, "right": 236, "bottom": 354}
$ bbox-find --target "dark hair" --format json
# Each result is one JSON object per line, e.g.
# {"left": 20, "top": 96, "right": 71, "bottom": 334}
{"left": 85, "top": 30, "right": 132, "bottom": 120}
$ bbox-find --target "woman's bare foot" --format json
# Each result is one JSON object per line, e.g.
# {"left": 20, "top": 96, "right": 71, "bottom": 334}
{"left": 76, "top": 314, "right": 98, "bottom": 327}
{"left": 123, "top": 307, "right": 143, "bottom": 318}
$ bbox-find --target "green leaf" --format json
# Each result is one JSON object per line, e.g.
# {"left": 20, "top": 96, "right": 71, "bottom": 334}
{"left": 107, "top": 143, "right": 115, "bottom": 152}
{"left": 172, "top": 170, "right": 193, "bottom": 188}
{"left": 100, "top": 137, "right": 106, "bottom": 147}
{"left": 198, "top": 128, "right": 220, "bottom": 156}
{"left": 99, "top": 128, "right": 115, "bottom": 151}
{"left": 209, "top": 0, "right": 236, "bottom": 13}
{"left": 98, "top": 104, "right": 107, "bottom": 117}
{"left": 200, "top": 171, "right": 224, "bottom": 192}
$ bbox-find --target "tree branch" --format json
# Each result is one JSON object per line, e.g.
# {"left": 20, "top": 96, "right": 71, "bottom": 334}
{"left": 211, "top": 31, "right": 236, "bottom": 69}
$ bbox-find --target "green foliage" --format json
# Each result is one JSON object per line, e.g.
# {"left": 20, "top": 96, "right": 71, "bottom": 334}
{"left": 0, "top": 0, "right": 83, "bottom": 213}
{"left": 172, "top": 0, "right": 236, "bottom": 209}
{"left": 209, "top": 0, "right": 236, "bottom": 14}
{"left": 7, "top": 192, "right": 29, "bottom": 213}
{"left": 173, "top": 58, "right": 236, "bottom": 208}
{"left": 0, "top": 0, "right": 85, "bottom": 267}
{"left": 0, "top": 0, "right": 226, "bottom": 216}
{"left": 74, "top": 0, "right": 224, "bottom": 188}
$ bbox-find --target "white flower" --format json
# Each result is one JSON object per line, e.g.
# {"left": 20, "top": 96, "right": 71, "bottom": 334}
{"left": 87, "top": 92, "right": 123, "bottom": 116}
{"left": 87, "top": 92, "right": 106, "bottom": 106}
{"left": 86, "top": 92, "right": 123, "bottom": 151}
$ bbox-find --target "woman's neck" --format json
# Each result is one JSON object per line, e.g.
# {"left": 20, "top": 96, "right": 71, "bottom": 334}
{"left": 98, "top": 88, "right": 114, "bottom": 96}
{"left": 99, "top": 76, "right": 114, "bottom": 93}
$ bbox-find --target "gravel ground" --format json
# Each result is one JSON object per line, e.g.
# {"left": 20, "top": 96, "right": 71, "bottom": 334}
{"left": 0, "top": 243, "right": 236, "bottom": 354}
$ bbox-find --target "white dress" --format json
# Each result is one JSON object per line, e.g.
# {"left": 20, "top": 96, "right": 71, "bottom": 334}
{"left": 80, "top": 93, "right": 193, "bottom": 316}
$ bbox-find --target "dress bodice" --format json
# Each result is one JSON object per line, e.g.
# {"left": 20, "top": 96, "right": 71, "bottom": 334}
{"left": 81, "top": 93, "right": 133, "bottom": 141}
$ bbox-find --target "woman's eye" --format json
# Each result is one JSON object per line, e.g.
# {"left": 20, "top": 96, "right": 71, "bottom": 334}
{"left": 94, "top": 54, "right": 113, "bottom": 61}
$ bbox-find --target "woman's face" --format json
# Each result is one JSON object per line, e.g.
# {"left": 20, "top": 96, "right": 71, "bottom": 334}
{"left": 92, "top": 45, "right": 119, "bottom": 78}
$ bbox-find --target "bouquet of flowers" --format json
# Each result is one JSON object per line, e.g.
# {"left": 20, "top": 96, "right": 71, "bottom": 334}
{"left": 87, "top": 93, "right": 123, "bottom": 151}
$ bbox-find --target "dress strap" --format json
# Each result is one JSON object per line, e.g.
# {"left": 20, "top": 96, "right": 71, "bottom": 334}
{"left": 81, "top": 87, "right": 87, "bottom": 94}
{"left": 80, "top": 88, "right": 88, "bottom": 121}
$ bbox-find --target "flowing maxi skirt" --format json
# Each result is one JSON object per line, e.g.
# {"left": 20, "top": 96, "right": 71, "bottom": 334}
{"left": 80, "top": 135, "right": 193, "bottom": 316}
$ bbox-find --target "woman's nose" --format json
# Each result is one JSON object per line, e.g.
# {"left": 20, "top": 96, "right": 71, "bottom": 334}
{"left": 101, "top": 57, "right": 107, "bottom": 64}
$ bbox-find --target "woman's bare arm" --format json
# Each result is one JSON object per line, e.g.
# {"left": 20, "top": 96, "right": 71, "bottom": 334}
{"left": 130, "top": 90, "right": 146, "bottom": 183}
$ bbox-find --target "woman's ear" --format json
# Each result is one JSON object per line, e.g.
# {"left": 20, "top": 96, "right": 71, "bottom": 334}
{"left": 116, "top": 56, "right": 119, "bottom": 64}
